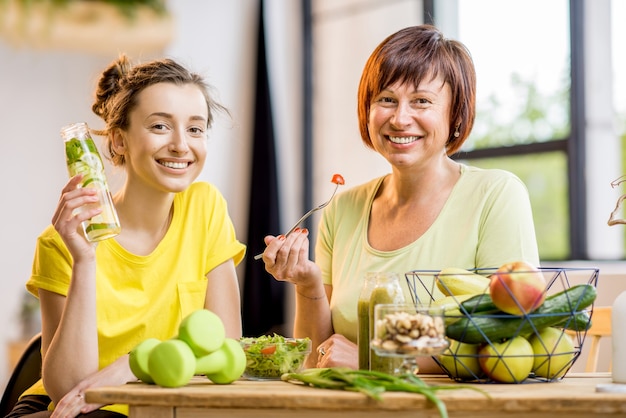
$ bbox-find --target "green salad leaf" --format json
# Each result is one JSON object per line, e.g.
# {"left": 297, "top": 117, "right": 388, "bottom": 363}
{"left": 240, "top": 334, "right": 311, "bottom": 379}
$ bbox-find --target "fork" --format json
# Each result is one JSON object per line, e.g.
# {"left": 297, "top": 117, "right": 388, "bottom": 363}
{"left": 253, "top": 182, "right": 341, "bottom": 260}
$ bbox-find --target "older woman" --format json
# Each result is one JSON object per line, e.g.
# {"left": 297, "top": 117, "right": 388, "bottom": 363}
{"left": 260, "top": 25, "right": 539, "bottom": 371}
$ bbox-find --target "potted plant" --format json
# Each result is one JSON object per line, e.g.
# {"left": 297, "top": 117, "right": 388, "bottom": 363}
{"left": 0, "top": 0, "right": 174, "bottom": 55}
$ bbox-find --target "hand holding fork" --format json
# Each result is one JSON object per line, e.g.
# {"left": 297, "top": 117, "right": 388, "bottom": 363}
{"left": 253, "top": 174, "right": 345, "bottom": 260}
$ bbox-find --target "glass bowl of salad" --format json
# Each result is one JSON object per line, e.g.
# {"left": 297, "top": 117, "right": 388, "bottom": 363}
{"left": 239, "top": 334, "right": 311, "bottom": 380}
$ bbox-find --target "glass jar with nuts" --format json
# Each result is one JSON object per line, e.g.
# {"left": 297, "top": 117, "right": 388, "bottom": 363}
{"left": 371, "top": 303, "right": 449, "bottom": 375}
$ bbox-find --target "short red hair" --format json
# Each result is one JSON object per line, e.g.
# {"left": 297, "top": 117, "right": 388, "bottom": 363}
{"left": 357, "top": 25, "right": 476, "bottom": 155}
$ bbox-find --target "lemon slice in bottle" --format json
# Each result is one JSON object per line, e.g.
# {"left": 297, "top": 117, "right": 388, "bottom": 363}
{"left": 80, "top": 152, "right": 104, "bottom": 172}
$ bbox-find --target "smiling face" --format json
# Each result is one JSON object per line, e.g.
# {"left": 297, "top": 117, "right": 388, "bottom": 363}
{"left": 357, "top": 26, "right": 476, "bottom": 155}
{"left": 368, "top": 76, "right": 452, "bottom": 169}
{"left": 113, "top": 82, "right": 209, "bottom": 194}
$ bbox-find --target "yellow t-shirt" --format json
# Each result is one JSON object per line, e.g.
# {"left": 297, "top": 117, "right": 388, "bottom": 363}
{"left": 23, "top": 181, "right": 246, "bottom": 415}
{"left": 315, "top": 165, "right": 540, "bottom": 343}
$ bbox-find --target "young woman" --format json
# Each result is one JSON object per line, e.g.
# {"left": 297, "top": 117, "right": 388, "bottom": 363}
{"left": 259, "top": 25, "right": 539, "bottom": 371}
{"left": 8, "top": 55, "right": 245, "bottom": 418}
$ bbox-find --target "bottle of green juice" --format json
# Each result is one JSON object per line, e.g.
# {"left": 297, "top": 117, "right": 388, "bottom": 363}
{"left": 357, "top": 272, "right": 405, "bottom": 373}
{"left": 357, "top": 273, "right": 377, "bottom": 370}
{"left": 61, "top": 122, "right": 121, "bottom": 242}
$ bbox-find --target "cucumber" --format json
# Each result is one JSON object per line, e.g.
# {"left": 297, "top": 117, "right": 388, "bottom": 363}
{"left": 460, "top": 286, "right": 594, "bottom": 318}
{"left": 459, "top": 293, "right": 499, "bottom": 314}
{"left": 556, "top": 310, "right": 592, "bottom": 331}
{"left": 446, "top": 284, "right": 597, "bottom": 344}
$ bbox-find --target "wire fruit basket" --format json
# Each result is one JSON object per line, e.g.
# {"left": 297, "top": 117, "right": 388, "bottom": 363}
{"left": 405, "top": 267, "right": 599, "bottom": 383}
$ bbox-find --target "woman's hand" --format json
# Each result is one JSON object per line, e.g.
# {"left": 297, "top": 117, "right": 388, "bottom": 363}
{"left": 50, "top": 389, "right": 99, "bottom": 418}
{"left": 51, "top": 175, "right": 101, "bottom": 262}
{"left": 50, "top": 355, "right": 134, "bottom": 418}
{"left": 261, "top": 229, "right": 320, "bottom": 286}
{"left": 315, "top": 334, "right": 358, "bottom": 369}
{"left": 313, "top": 335, "right": 443, "bottom": 373}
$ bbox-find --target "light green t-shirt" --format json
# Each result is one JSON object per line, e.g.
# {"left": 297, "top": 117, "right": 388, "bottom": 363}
{"left": 315, "top": 165, "right": 540, "bottom": 343}
{"left": 24, "top": 181, "right": 246, "bottom": 415}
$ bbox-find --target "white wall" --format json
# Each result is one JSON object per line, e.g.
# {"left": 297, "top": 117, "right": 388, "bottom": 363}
{"left": 0, "top": 49, "right": 111, "bottom": 388}
{"left": 308, "top": 0, "right": 424, "bottom": 240}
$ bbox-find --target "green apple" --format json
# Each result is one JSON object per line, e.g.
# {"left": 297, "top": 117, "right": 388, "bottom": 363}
{"left": 528, "top": 327, "right": 575, "bottom": 379}
{"left": 479, "top": 336, "right": 534, "bottom": 383}
{"left": 437, "top": 339, "right": 482, "bottom": 380}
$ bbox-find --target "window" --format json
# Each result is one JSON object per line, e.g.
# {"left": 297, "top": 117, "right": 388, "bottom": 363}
{"left": 453, "top": 0, "right": 621, "bottom": 261}
{"left": 612, "top": 0, "right": 626, "bottom": 254}
{"left": 306, "top": 0, "right": 622, "bottom": 261}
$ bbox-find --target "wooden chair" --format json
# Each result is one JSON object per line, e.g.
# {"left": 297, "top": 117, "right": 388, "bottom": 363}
{"left": 0, "top": 332, "right": 42, "bottom": 416}
{"left": 584, "top": 306, "right": 612, "bottom": 372}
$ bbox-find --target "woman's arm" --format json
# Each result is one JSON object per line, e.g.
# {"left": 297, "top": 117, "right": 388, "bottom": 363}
{"left": 50, "top": 355, "right": 135, "bottom": 418}
{"left": 293, "top": 282, "right": 334, "bottom": 368}
{"left": 205, "top": 259, "right": 242, "bottom": 339}
{"left": 41, "top": 178, "right": 104, "bottom": 403}
{"left": 39, "top": 263, "right": 100, "bottom": 404}
{"left": 262, "top": 230, "right": 335, "bottom": 368}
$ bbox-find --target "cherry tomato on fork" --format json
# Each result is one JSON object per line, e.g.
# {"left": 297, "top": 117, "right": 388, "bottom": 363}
{"left": 331, "top": 173, "right": 345, "bottom": 185}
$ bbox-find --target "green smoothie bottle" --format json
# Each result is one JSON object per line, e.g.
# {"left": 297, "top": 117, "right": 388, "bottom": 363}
{"left": 357, "top": 272, "right": 406, "bottom": 372}
{"left": 61, "top": 122, "right": 121, "bottom": 242}
{"left": 357, "top": 273, "right": 377, "bottom": 370}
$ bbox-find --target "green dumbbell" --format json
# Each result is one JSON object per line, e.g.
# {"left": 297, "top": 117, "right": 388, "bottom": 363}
{"left": 129, "top": 338, "right": 161, "bottom": 384}
{"left": 196, "top": 338, "right": 246, "bottom": 384}
{"left": 140, "top": 338, "right": 245, "bottom": 387}
{"left": 148, "top": 339, "right": 197, "bottom": 388}
{"left": 177, "top": 309, "right": 226, "bottom": 357}
{"left": 128, "top": 309, "right": 240, "bottom": 387}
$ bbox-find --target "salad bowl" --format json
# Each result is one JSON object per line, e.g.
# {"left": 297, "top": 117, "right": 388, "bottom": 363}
{"left": 239, "top": 335, "right": 311, "bottom": 380}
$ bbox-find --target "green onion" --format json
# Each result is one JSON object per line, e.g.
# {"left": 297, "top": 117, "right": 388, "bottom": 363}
{"left": 282, "top": 367, "right": 489, "bottom": 418}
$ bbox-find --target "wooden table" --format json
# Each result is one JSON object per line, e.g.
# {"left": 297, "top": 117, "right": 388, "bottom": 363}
{"left": 85, "top": 372, "right": 626, "bottom": 418}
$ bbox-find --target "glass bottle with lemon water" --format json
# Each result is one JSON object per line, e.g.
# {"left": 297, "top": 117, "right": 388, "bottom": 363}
{"left": 61, "top": 122, "right": 120, "bottom": 242}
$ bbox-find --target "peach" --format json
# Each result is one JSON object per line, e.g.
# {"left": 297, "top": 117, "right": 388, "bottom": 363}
{"left": 490, "top": 261, "right": 546, "bottom": 315}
